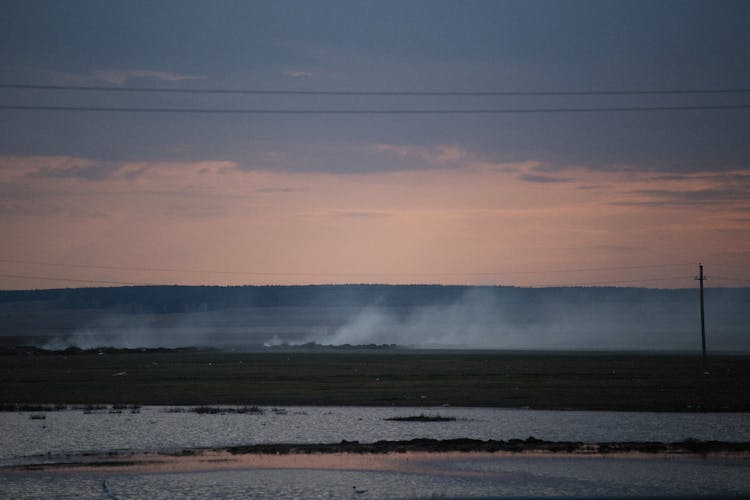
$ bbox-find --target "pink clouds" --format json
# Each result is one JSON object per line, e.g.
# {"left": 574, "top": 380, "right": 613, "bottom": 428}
{"left": 51, "top": 68, "right": 204, "bottom": 86}
{"left": 0, "top": 151, "right": 748, "bottom": 289}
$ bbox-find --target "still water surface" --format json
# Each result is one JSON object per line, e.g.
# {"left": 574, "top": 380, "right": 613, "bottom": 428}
{"left": 2, "top": 406, "right": 750, "bottom": 463}
{"left": 2, "top": 456, "right": 750, "bottom": 499}
{"left": 1, "top": 406, "right": 749, "bottom": 498}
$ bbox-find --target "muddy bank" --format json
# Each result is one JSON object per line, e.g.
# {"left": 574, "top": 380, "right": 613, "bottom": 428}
{"left": 7, "top": 438, "right": 750, "bottom": 474}
{"left": 224, "top": 437, "right": 750, "bottom": 456}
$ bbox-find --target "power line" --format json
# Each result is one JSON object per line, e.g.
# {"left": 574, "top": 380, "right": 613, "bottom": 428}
{"left": 530, "top": 276, "right": 692, "bottom": 287}
{"left": 0, "top": 271, "right": 694, "bottom": 288}
{"left": 3, "top": 83, "right": 750, "bottom": 96}
{"left": 0, "top": 259, "right": 719, "bottom": 288}
{"left": 0, "top": 259, "right": 297, "bottom": 277}
{"left": 0, "top": 273, "right": 155, "bottom": 287}
{"left": 477, "top": 263, "right": 695, "bottom": 275}
{"left": 712, "top": 263, "right": 750, "bottom": 271}
{"left": 711, "top": 275, "right": 750, "bottom": 283}
{"left": 2, "top": 104, "right": 749, "bottom": 115}
{"left": 0, "top": 258, "right": 694, "bottom": 278}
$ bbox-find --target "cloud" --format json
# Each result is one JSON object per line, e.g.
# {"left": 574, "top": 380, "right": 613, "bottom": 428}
{"left": 2, "top": 152, "right": 748, "bottom": 284}
{"left": 0, "top": 155, "right": 120, "bottom": 182}
{"left": 372, "top": 143, "right": 541, "bottom": 174}
{"left": 281, "top": 70, "right": 313, "bottom": 78}
{"left": 0, "top": 156, "right": 244, "bottom": 195}
{"left": 52, "top": 68, "right": 203, "bottom": 86}
{"left": 0, "top": 202, "right": 108, "bottom": 218}
{"left": 3, "top": 1, "right": 747, "bottom": 177}
{"left": 333, "top": 211, "right": 390, "bottom": 219}
{"left": 609, "top": 171, "right": 750, "bottom": 208}
{"left": 374, "top": 144, "right": 469, "bottom": 166}
{"left": 93, "top": 69, "right": 203, "bottom": 85}
{"left": 256, "top": 187, "right": 294, "bottom": 194}
{"left": 27, "top": 160, "right": 122, "bottom": 181}
{"left": 638, "top": 188, "right": 750, "bottom": 204}
{"left": 164, "top": 204, "right": 227, "bottom": 218}
{"left": 0, "top": 203, "right": 58, "bottom": 217}
{"left": 518, "top": 173, "right": 572, "bottom": 184}
{"left": 13, "top": 157, "right": 151, "bottom": 182}
{"left": 651, "top": 172, "right": 750, "bottom": 183}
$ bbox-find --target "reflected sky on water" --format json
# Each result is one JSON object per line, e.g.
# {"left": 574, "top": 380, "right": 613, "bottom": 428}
{"left": 2, "top": 455, "right": 750, "bottom": 499}
{"left": 2, "top": 406, "right": 750, "bottom": 498}
{"left": 2, "top": 406, "right": 750, "bottom": 465}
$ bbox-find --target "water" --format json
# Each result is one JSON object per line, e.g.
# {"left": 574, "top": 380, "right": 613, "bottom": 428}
{"left": 2, "top": 406, "right": 749, "bottom": 464}
{"left": 2, "top": 456, "right": 750, "bottom": 498}
{"left": 1, "top": 407, "right": 749, "bottom": 498}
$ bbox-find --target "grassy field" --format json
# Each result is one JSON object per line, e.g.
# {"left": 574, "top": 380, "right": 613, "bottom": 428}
{"left": 1, "top": 350, "right": 748, "bottom": 411}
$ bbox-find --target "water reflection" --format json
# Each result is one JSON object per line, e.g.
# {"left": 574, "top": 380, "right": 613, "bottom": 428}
{"left": 3, "top": 455, "right": 750, "bottom": 499}
{"left": 2, "top": 406, "right": 749, "bottom": 464}
{"left": 2, "top": 406, "right": 750, "bottom": 498}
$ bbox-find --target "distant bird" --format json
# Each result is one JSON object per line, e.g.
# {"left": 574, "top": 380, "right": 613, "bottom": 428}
{"left": 352, "top": 485, "right": 367, "bottom": 495}
{"left": 101, "top": 480, "right": 117, "bottom": 500}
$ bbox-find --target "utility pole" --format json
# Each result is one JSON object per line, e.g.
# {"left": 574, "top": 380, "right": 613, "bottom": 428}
{"left": 695, "top": 263, "right": 708, "bottom": 372}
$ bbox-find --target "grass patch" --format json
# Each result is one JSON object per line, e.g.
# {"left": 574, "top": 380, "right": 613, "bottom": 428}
{"left": 1, "top": 351, "right": 749, "bottom": 411}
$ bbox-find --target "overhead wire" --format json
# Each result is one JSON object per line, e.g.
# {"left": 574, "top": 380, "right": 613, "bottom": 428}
{"left": 529, "top": 276, "right": 694, "bottom": 288}
{"left": 0, "top": 273, "right": 156, "bottom": 287}
{"left": 2, "top": 103, "right": 749, "bottom": 114}
{"left": 0, "top": 262, "right": 707, "bottom": 289}
{"left": 0, "top": 258, "right": 696, "bottom": 278}
{"left": 0, "top": 271, "right": 697, "bottom": 288}
{"left": 2, "top": 83, "right": 749, "bottom": 114}
{"left": 0, "top": 83, "right": 746, "bottom": 286}
{"left": 2, "top": 83, "right": 750, "bottom": 96}
{"left": 711, "top": 276, "right": 750, "bottom": 283}
{"left": 711, "top": 263, "right": 750, "bottom": 271}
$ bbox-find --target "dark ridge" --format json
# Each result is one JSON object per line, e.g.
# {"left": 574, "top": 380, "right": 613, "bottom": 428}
{"left": 4, "top": 284, "right": 746, "bottom": 313}
{"left": 385, "top": 414, "right": 458, "bottom": 422}
{"left": 0, "top": 345, "right": 216, "bottom": 355}
{"left": 5, "top": 438, "right": 750, "bottom": 473}
{"left": 224, "top": 437, "right": 750, "bottom": 455}
{"left": 164, "top": 406, "right": 264, "bottom": 415}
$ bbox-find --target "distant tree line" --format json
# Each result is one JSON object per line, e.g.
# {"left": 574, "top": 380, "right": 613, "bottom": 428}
{"left": 0, "top": 284, "right": 747, "bottom": 314}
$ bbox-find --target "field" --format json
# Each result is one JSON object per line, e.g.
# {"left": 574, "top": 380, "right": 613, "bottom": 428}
{"left": 1, "top": 350, "right": 748, "bottom": 411}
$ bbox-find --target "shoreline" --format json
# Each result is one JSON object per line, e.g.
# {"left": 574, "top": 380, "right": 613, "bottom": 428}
{"left": 6, "top": 438, "right": 750, "bottom": 474}
{"left": 5, "top": 403, "right": 750, "bottom": 414}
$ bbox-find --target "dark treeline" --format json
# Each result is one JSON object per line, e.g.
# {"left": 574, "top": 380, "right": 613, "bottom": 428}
{"left": 1, "top": 284, "right": 745, "bottom": 313}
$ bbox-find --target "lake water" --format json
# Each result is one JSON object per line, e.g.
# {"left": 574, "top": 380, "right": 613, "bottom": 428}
{"left": 1, "top": 406, "right": 749, "bottom": 498}
{"left": 2, "top": 406, "right": 750, "bottom": 464}
{"left": 3, "top": 456, "right": 750, "bottom": 499}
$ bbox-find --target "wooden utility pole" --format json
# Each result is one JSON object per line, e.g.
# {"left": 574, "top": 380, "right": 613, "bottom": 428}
{"left": 696, "top": 263, "right": 707, "bottom": 371}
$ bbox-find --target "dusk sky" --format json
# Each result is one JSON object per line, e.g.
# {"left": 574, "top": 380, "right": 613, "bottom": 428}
{"left": 1, "top": 0, "right": 749, "bottom": 289}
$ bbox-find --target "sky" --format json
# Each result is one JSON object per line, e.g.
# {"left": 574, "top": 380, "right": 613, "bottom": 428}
{"left": 1, "top": 0, "right": 749, "bottom": 289}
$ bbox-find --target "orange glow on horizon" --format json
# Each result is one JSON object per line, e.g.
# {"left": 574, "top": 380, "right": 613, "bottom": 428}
{"left": 1, "top": 154, "right": 749, "bottom": 289}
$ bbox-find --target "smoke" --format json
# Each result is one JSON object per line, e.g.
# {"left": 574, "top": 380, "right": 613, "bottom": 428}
{"left": 19, "top": 285, "right": 748, "bottom": 352}
{"left": 40, "top": 313, "right": 220, "bottom": 350}
{"left": 313, "top": 289, "right": 504, "bottom": 347}
{"left": 300, "top": 288, "right": 749, "bottom": 352}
